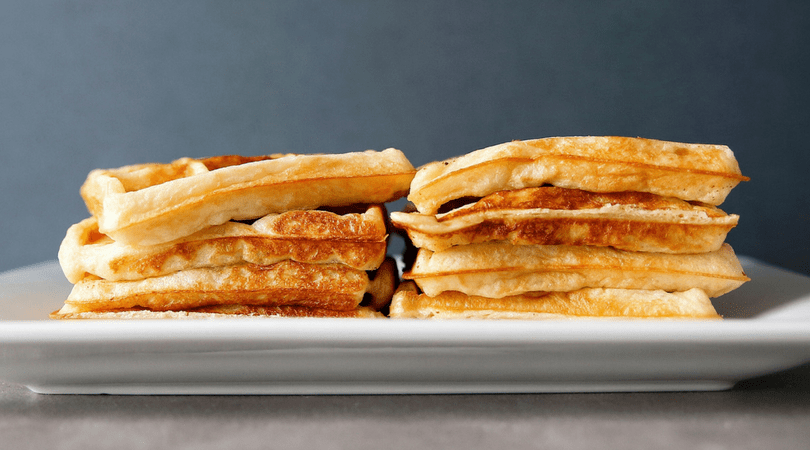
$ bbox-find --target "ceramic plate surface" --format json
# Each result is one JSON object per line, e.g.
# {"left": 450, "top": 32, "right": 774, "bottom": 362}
{"left": 1, "top": 257, "right": 809, "bottom": 394}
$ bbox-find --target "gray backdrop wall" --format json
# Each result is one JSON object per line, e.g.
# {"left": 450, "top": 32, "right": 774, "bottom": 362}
{"left": 2, "top": 1, "right": 809, "bottom": 275}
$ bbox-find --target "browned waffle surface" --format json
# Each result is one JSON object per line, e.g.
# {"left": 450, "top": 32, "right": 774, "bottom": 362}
{"left": 59, "top": 205, "right": 389, "bottom": 283}
{"left": 81, "top": 149, "right": 415, "bottom": 246}
{"left": 404, "top": 242, "right": 749, "bottom": 298}
{"left": 408, "top": 137, "right": 747, "bottom": 214}
{"left": 392, "top": 187, "right": 738, "bottom": 253}
{"left": 390, "top": 281, "right": 720, "bottom": 319}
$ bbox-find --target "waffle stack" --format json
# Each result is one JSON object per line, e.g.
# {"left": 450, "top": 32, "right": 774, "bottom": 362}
{"left": 390, "top": 137, "right": 750, "bottom": 319}
{"left": 53, "top": 150, "right": 415, "bottom": 319}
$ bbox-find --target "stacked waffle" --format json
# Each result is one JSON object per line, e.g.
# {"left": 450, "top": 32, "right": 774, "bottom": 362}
{"left": 52, "top": 150, "right": 415, "bottom": 319}
{"left": 390, "top": 137, "right": 750, "bottom": 320}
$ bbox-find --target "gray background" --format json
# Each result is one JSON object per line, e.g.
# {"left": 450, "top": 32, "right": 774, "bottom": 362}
{"left": 1, "top": 0, "right": 809, "bottom": 275}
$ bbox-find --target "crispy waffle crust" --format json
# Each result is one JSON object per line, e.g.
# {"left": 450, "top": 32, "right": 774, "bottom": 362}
{"left": 51, "top": 258, "right": 397, "bottom": 319}
{"left": 389, "top": 281, "right": 720, "bottom": 319}
{"left": 59, "top": 205, "right": 389, "bottom": 283}
{"left": 82, "top": 149, "right": 415, "bottom": 245}
{"left": 392, "top": 187, "right": 738, "bottom": 253}
{"left": 51, "top": 306, "right": 384, "bottom": 320}
{"left": 404, "top": 241, "right": 748, "bottom": 298}
{"left": 408, "top": 137, "right": 748, "bottom": 214}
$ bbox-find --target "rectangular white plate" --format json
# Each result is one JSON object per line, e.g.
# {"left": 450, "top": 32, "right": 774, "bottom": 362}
{"left": 1, "top": 257, "right": 809, "bottom": 395}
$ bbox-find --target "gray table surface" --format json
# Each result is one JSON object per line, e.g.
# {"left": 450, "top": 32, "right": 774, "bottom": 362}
{"left": 1, "top": 363, "right": 808, "bottom": 450}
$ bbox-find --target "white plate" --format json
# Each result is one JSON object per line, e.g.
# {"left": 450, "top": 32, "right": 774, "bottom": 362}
{"left": 0, "top": 257, "right": 809, "bottom": 395}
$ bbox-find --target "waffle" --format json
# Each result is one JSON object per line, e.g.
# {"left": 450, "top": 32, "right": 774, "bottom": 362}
{"left": 404, "top": 241, "right": 749, "bottom": 298}
{"left": 390, "top": 281, "right": 720, "bottom": 319}
{"left": 59, "top": 204, "right": 389, "bottom": 283}
{"left": 53, "top": 148, "right": 414, "bottom": 320}
{"left": 51, "top": 306, "right": 384, "bottom": 320}
{"left": 51, "top": 257, "right": 397, "bottom": 318}
{"left": 408, "top": 137, "right": 748, "bottom": 215}
{"left": 391, "top": 187, "right": 738, "bottom": 253}
{"left": 82, "top": 149, "right": 415, "bottom": 245}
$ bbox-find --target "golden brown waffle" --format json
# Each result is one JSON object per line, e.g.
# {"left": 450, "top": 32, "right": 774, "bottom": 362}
{"left": 51, "top": 257, "right": 397, "bottom": 318}
{"left": 59, "top": 204, "right": 389, "bottom": 283}
{"left": 82, "top": 149, "right": 415, "bottom": 245}
{"left": 390, "top": 281, "right": 720, "bottom": 319}
{"left": 392, "top": 187, "right": 738, "bottom": 253}
{"left": 408, "top": 137, "right": 748, "bottom": 214}
{"left": 50, "top": 305, "right": 385, "bottom": 320}
{"left": 404, "top": 242, "right": 749, "bottom": 298}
